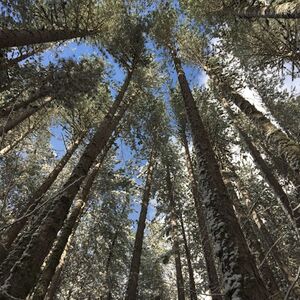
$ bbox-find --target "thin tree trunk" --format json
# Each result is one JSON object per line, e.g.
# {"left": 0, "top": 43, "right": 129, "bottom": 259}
{"left": 1, "top": 134, "right": 84, "bottom": 250}
{"left": 232, "top": 2, "right": 300, "bottom": 19}
{"left": 171, "top": 46, "right": 269, "bottom": 299}
{"left": 31, "top": 133, "right": 116, "bottom": 300}
{"left": 125, "top": 150, "right": 155, "bottom": 300}
{"left": 0, "top": 29, "right": 93, "bottom": 49}
{"left": 222, "top": 101, "right": 300, "bottom": 234}
{"left": 178, "top": 210, "right": 197, "bottom": 300}
{"left": 0, "top": 66, "right": 134, "bottom": 299}
{"left": 166, "top": 168, "right": 185, "bottom": 300}
{"left": 180, "top": 129, "right": 222, "bottom": 300}
{"left": 0, "top": 88, "right": 50, "bottom": 118}
{"left": 0, "top": 96, "right": 52, "bottom": 135}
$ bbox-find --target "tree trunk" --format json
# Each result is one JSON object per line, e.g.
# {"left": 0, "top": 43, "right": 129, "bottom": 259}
{"left": 0, "top": 29, "right": 93, "bottom": 49}
{"left": 178, "top": 211, "right": 197, "bottom": 300}
{"left": 1, "top": 134, "right": 84, "bottom": 250}
{"left": 32, "top": 133, "right": 116, "bottom": 300}
{"left": 222, "top": 169, "right": 282, "bottom": 299}
{"left": 180, "top": 129, "right": 222, "bottom": 300}
{"left": 222, "top": 101, "right": 299, "bottom": 234}
{"left": 125, "top": 150, "right": 155, "bottom": 300}
{"left": 171, "top": 47, "right": 269, "bottom": 299}
{"left": 166, "top": 168, "right": 185, "bottom": 300}
{"left": 0, "top": 88, "right": 50, "bottom": 118}
{"left": 232, "top": 2, "right": 300, "bottom": 19}
{"left": 0, "top": 96, "right": 52, "bottom": 135}
{"left": 0, "top": 67, "right": 134, "bottom": 299}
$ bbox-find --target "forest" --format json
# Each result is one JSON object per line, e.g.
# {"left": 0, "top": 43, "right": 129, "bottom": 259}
{"left": 0, "top": 0, "right": 300, "bottom": 299}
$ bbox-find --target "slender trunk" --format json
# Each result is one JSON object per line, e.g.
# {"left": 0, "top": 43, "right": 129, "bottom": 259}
{"left": 125, "top": 150, "right": 155, "bottom": 300}
{"left": 180, "top": 129, "right": 222, "bottom": 300}
{"left": 32, "top": 134, "right": 116, "bottom": 300}
{"left": 0, "top": 121, "right": 38, "bottom": 155}
{"left": 223, "top": 101, "right": 299, "bottom": 234}
{"left": 0, "top": 88, "right": 50, "bottom": 118}
{"left": 0, "top": 66, "right": 134, "bottom": 299}
{"left": 178, "top": 212, "right": 197, "bottom": 300}
{"left": 166, "top": 168, "right": 185, "bottom": 300}
{"left": 0, "top": 96, "right": 52, "bottom": 135}
{"left": 232, "top": 2, "right": 300, "bottom": 19}
{"left": 0, "top": 29, "right": 93, "bottom": 49}
{"left": 171, "top": 47, "right": 269, "bottom": 299}
{"left": 222, "top": 170, "right": 282, "bottom": 299}
{"left": 1, "top": 135, "right": 84, "bottom": 249}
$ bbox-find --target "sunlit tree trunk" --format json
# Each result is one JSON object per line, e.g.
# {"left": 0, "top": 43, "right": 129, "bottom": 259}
{"left": 171, "top": 47, "right": 269, "bottom": 299}
{"left": 0, "top": 66, "right": 135, "bottom": 299}
{"left": 125, "top": 149, "right": 155, "bottom": 300}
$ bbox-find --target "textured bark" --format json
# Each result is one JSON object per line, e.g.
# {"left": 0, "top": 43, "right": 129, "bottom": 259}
{"left": 0, "top": 29, "right": 92, "bottom": 49}
{"left": 32, "top": 134, "right": 116, "bottom": 300}
{"left": 180, "top": 130, "right": 222, "bottom": 299}
{"left": 2, "top": 135, "right": 84, "bottom": 250}
{"left": 223, "top": 102, "right": 299, "bottom": 234}
{"left": 223, "top": 171, "right": 282, "bottom": 299}
{"left": 166, "top": 168, "right": 185, "bottom": 300}
{"left": 179, "top": 209, "right": 197, "bottom": 300}
{"left": 0, "top": 89, "right": 50, "bottom": 118}
{"left": 0, "top": 67, "right": 134, "bottom": 299}
{"left": 0, "top": 121, "right": 38, "bottom": 156}
{"left": 171, "top": 47, "right": 269, "bottom": 299}
{"left": 125, "top": 150, "right": 155, "bottom": 300}
{"left": 0, "top": 96, "right": 52, "bottom": 135}
{"left": 232, "top": 2, "right": 300, "bottom": 19}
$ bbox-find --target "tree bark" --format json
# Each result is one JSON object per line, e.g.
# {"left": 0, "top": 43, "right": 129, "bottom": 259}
{"left": 0, "top": 29, "right": 92, "bottom": 49}
{"left": 1, "top": 134, "right": 84, "bottom": 250}
{"left": 166, "top": 168, "right": 185, "bottom": 300}
{"left": 0, "top": 96, "right": 52, "bottom": 135}
{"left": 0, "top": 66, "right": 134, "bottom": 299}
{"left": 180, "top": 129, "right": 222, "bottom": 300}
{"left": 232, "top": 2, "right": 300, "bottom": 19}
{"left": 178, "top": 210, "right": 197, "bottom": 300}
{"left": 125, "top": 150, "right": 155, "bottom": 300}
{"left": 171, "top": 47, "right": 269, "bottom": 299}
{"left": 222, "top": 169, "right": 282, "bottom": 299}
{"left": 32, "top": 134, "right": 116, "bottom": 300}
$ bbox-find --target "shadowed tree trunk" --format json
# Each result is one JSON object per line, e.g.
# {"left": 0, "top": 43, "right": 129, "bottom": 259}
{"left": 171, "top": 46, "right": 269, "bottom": 299}
{"left": 31, "top": 134, "right": 116, "bottom": 300}
{"left": 222, "top": 168, "right": 282, "bottom": 299}
{"left": 178, "top": 208, "right": 197, "bottom": 300}
{"left": 0, "top": 29, "right": 94, "bottom": 49}
{"left": 0, "top": 64, "right": 135, "bottom": 299}
{"left": 166, "top": 168, "right": 185, "bottom": 300}
{"left": 125, "top": 149, "right": 155, "bottom": 300}
{"left": 179, "top": 128, "right": 222, "bottom": 300}
{"left": 1, "top": 134, "right": 84, "bottom": 250}
{"left": 0, "top": 96, "right": 53, "bottom": 135}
